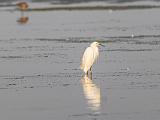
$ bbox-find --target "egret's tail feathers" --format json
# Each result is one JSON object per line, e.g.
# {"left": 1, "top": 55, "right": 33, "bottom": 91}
{"left": 80, "top": 63, "right": 88, "bottom": 74}
{"left": 80, "top": 63, "right": 84, "bottom": 70}
{"left": 80, "top": 57, "right": 85, "bottom": 70}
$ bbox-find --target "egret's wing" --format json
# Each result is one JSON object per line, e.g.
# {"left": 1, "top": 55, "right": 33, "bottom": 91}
{"left": 93, "top": 47, "right": 99, "bottom": 63}
{"left": 80, "top": 47, "right": 94, "bottom": 71}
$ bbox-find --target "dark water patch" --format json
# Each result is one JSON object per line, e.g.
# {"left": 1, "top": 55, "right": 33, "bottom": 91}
{"left": 95, "top": 71, "right": 160, "bottom": 90}
{"left": 32, "top": 53, "right": 50, "bottom": 58}
{"left": 96, "top": 71, "right": 160, "bottom": 78}
{"left": 0, "top": 4, "right": 15, "bottom": 7}
{"left": 58, "top": 72, "right": 82, "bottom": 78}
{"left": 37, "top": 38, "right": 66, "bottom": 42}
{"left": 35, "top": 35, "right": 160, "bottom": 45}
{"left": 8, "top": 83, "right": 16, "bottom": 86}
{"left": 103, "top": 36, "right": 160, "bottom": 45}
{"left": 1, "top": 74, "right": 46, "bottom": 80}
{"left": 105, "top": 34, "right": 160, "bottom": 39}
{"left": 0, "top": 72, "right": 82, "bottom": 90}
{"left": 3, "top": 36, "right": 159, "bottom": 47}
{"left": 134, "top": 40, "right": 160, "bottom": 45}
{"left": 128, "top": 81, "right": 159, "bottom": 89}
{"left": 68, "top": 112, "right": 106, "bottom": 120}
{"left": 16, "top": 45, "right": 50, "bottom": 50}
{"left": 106, "top": 48, "right": 153, "bottom": 52}
{"left": 0, "top": 55, "right": 31, "bottom": 60}
{"left": 71, "top": 112, "right": 100, "bottom": 117}
{"left": 0, "top": 56, "right": 26, "bottom": 59}
{"left": 62, "top": 83, "right": 70, "bottom": 86}
{"left": 36, "top": 38, "right": 95, "bottom": 43}
{"left": 4, "top": 76, "right": 25, "bottom": 80}
{"left": 35, "top": 37, "right": 110, "bottom": 44}
{"left": 0, "top": 53, "right": 63, "bottom": 60}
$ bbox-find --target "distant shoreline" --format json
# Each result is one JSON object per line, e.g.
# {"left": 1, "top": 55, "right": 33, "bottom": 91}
{"left": 1, "top": 2, "right": 160, "bottom": 11}
{"left": 27, "top": 5, "right": 160, "bottom": 11}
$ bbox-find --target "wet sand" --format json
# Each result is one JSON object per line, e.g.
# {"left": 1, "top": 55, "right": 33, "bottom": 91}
{"left": 0, "top": 6, "right": 160, "bottom": 120}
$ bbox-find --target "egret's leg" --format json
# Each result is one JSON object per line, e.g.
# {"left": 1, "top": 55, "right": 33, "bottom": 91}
{"left": 90, "top": 72, "right": 92, "bottom": 80}
{"left": 90, "top": 66, "right": 92, "bottom": 72}
{"left": 87, "top": 71, "right": 92, "bottom": 80}
{"left": 86, "top": 71, "right": 88, "bottom": 75}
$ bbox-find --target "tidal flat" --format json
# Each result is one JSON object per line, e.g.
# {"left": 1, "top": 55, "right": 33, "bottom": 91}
{"left": 0, "top": 4, "right": 160, "bottom": 120}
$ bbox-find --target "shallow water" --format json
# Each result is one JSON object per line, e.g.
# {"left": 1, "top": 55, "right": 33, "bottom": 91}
{"left": 0, "top": 5, "right": 160, "bottom": 120}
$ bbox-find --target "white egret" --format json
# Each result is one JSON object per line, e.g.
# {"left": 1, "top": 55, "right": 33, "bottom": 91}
{"left": 80, "top": 41, "right": 103, "bottom": 74}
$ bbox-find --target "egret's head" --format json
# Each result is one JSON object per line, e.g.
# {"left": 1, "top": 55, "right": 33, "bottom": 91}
{"left": 90, "top": 41, "right": 104, "bottom": 47}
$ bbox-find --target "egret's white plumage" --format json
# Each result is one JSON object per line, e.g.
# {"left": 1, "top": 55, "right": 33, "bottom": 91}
{"left": 81, "top": 42, "right": 101, "bottom": 74}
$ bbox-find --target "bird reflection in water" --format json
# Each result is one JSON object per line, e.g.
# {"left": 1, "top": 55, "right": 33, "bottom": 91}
{"left": 81, "top": 73, "right": 101, "bottom": 113}
{"left": 17, "top": 16, "right": 29, "bottom": 24}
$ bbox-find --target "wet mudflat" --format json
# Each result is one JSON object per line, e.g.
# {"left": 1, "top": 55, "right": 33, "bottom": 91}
{"left": 0, "top": 6, "right": 160, "bottom": 120}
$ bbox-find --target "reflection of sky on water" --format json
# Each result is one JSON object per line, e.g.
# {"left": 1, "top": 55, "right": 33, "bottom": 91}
{"left": 81, "top": 74, "right": 101, "bottom": 113}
